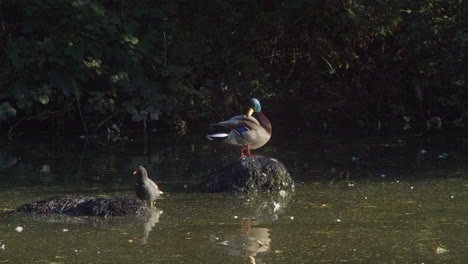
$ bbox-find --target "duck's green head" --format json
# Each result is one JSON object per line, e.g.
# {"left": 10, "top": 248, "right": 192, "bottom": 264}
{"left": 246, "top": 98, "right": 261, "bottom": 117}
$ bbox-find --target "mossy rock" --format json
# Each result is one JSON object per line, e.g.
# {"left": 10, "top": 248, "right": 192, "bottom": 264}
{"left": 206, "top": 156, "right": 294, "bottom": 193}
{"left": 12, "top": 195, "right": 150, "bottom": 217}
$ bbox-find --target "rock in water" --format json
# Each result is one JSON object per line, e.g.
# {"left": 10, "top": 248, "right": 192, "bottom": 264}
{"left": 206, "top": 156, "right": 294, "bottom": 193}
{"left": 12, "top": 195, "right": 151, "bottom": 217}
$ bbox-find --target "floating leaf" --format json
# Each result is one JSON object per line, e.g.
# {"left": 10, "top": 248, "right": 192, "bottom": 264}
{"left": 436, "top": 246, "right": 448, "bottom": 254}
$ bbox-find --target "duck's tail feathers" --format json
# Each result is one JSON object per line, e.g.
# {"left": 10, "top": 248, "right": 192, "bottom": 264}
{"left": 206, "top": 133, "right": 229, "bottom": 142}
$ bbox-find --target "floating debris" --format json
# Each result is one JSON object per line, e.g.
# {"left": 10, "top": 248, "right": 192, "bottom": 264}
{"left": 217, "top": 241, "right": 230, "bottom": 246}
{"left": 420, "top": 149, "right": 428, "bottom": 154}
{"left": 273, "top": 202, "right": 281, "bottom": 212}
{"left": 435, "top": 246, "right": 449, "bottom": 254}
{"left": 15, "top": 226, "right": 23, "bottom": 232}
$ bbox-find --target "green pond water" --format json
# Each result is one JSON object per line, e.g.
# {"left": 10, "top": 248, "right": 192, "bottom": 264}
{"left": 0, "top": 129, "right": 467, "bottom": 263}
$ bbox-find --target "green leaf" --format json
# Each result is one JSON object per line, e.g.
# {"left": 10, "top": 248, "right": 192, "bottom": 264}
{"left": 150, "top": 112, "right": 160, "bottom": 120}
{"left": 0, "top": 102, "right": 16, "bottom": 120}
{"left": 84, "top": 24, "right": 95, "bottom": 31}
{"left": 38, "top": 94, "right": 50, "bottom": 104}
{"left": 122, "top": 34, "right": 139, "bottom": 44}
{"left": 145, "top": 104, "right": 155, "bottom": 113}
{"left": 131, "top": 113, "right": 142, "bottom": 122}
{"left": 126, "top": 105, "right": 138, "bottom": 114}
{"left": 71, "top": 0, "right": 84, "bottom": 8}
{"left": 129, "top": 36, "right": 139, "bottom": 45}
{"left": 64, "top": 45, "right": 84, "bottom": 61}
{"left": 21, "top": 24, "right": 33, "bottom": 33}
{"left": 48, "top": 71, "right": 72, "bottom": 97}
{"left": 131, "top": 98, "right": 141, "bottom": 106}
{"left": 161, "top": 65, "right": 183, "bottom": 77}
{"left": 17, "top": 99, "right": 32, "bottom": 109}
{"left": 8, "top": 50, "right": 29, "bottom": 70}
{"left": 12, "top": 84, "right": 29, "bottom": 100}
{"left": 48, "top": 56, "right": 65, "bottom": 66}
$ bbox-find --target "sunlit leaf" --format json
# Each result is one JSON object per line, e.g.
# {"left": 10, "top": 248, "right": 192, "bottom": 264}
{"left": 37, "top": 94, "right": 49, "bottom": 104}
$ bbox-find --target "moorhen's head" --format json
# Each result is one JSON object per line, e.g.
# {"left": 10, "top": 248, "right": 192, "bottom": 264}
{"left": 133, "top": 165, "right": 147, "bottom": 177}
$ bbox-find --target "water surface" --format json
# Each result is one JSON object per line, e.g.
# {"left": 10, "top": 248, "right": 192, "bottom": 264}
{"left": 0, "top": 129, "right": 467, "bottom": 263}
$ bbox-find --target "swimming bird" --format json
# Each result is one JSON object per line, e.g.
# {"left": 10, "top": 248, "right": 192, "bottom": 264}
{"left": 207, "top": 98, "right": 272, "bottom": 157}
{"left": 133, "top": 165, "right": 162, "bottom": 208}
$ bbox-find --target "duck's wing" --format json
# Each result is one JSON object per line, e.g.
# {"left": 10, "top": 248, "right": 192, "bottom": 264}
{"left": 216, "top": 115, "right": 261, "bottom": 131}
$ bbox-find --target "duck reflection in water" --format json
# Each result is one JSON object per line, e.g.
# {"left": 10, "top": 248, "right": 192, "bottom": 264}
{"left": 211, "top": 218, "right": 271, "bottom": 264}
{"left": 140, "top": 207, "right": 163, "bottom": 245}
{"left": 243, "top": 227, "right": 271, "bottom": 264}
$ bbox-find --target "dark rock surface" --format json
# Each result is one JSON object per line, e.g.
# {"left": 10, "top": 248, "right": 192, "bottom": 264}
{"left": 206, "top": 156, "right": 294, "bottom": 193}
{"left": 12, "top": 195, "right": 150, "bottom": 217}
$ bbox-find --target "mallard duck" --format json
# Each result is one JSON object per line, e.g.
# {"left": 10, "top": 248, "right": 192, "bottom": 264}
{"left": 133, "top": 165, "right": 162, "bottom": 208}
{"left": 207, "top": 98, "right": 272, "bottom": 157}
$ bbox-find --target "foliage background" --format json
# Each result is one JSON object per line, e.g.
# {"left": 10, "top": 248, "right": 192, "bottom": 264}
{"left": 0, "top": 0, "right": 466, "bottom": 134}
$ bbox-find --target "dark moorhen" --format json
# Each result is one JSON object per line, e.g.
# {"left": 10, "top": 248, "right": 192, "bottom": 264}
{"left": 133, "top": 165, "right": 161, "bottom": 208}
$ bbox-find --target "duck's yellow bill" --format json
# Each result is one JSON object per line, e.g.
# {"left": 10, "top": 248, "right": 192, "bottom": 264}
{"left": 247, "top": 108, "right": 254, "bottom": 117}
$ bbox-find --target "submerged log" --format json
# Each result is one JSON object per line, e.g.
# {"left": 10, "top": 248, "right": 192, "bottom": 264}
{"left": 206, "top": 156, "right": 294, "bottom": 193}
{"left": 12, "top": 195, "right": 150, "bottom": 217}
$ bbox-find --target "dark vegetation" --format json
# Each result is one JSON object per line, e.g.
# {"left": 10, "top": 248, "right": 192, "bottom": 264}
{"left": 0, "top": 0, "right": 466, "bottom": 134}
